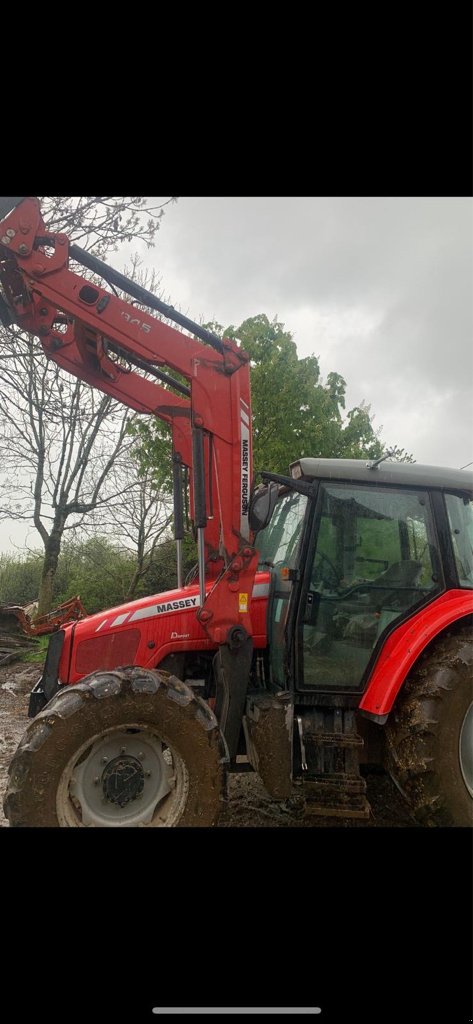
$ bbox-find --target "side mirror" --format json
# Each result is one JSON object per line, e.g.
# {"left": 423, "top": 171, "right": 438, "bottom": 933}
{"left": 249, "top": 481, "right": 279, "bottom": 533}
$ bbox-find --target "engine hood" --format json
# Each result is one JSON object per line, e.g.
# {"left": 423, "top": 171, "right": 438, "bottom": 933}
{"left": 71, "top": 571, "right": 270, "bottom": 642}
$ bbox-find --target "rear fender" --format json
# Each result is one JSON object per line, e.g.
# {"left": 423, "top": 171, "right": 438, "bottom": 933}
{"left": 359, "top": 590, "right": 473, "bottom": 722}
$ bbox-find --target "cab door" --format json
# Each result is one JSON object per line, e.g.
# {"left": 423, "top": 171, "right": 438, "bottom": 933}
{"left": 296, "top": 481, "right": 442, "bottom": 692}
{"left": 255, "top": 488, "right": 309, "bottom": 691}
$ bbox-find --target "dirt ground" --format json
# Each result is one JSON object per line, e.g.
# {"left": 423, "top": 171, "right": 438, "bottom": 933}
{"left": 0, "top": 662, "right": 415, "bottom": 828}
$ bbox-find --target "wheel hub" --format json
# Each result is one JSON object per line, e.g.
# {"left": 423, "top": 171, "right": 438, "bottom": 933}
{"left": 102, "top": 754, "right": 145, "bottom": 807}
{"left": 66, "top": 730, "right": 173, "bottom": 826}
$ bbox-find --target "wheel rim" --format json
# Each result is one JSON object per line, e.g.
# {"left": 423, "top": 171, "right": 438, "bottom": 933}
{"left": 56, "top": 724, "right": 189, "bottom": 827}
{"left": 459, "top": 701, "right": 473, "bottom": 799}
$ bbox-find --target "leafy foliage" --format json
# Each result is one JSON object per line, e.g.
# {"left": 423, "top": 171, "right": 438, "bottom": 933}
{"left": 133, "top": 313, "right": 404, "bottom": 484}
{"left": 225, "top": 315, "right": 384, "bottom": 471}
{"left": 0, "top": 534, "right": 193, "bottom": 615}
{"left": 0, "top": 552, "right": 44, "bottom": 606}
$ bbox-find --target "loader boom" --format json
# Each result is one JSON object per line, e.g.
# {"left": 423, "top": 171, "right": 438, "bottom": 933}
{"left": 0, "top": 197, "right": 258, "bottom": 649}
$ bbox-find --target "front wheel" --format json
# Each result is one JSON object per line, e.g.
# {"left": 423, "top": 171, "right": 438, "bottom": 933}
{"left": 4, "top": 668, "right": 225, "bottom": 827}
{"left": 385, "top": 628, "right": 473, "bottom": 827}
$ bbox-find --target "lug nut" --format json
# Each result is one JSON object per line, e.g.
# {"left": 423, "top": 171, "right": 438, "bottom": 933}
{"left": 120, "top": 747, "right": 126, "bottom": 754}
{"left": 145, "top": 770, "right": 152, "bottom": 778}
{"left": 102, "top": 757, "right": 108, "bottom": 764}
{"left": 94, "top": 777, "right": 99, "bottom": 785}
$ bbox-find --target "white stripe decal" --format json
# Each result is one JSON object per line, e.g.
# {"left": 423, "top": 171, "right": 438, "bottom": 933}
{"left": 240, "top": 408, "right": 250, "bottom": 426}
{"left": 94, "top": 587, "right": 267, "bottom": 636}
{"left": 110, "top": 613, "right": 129, "bottom": 628}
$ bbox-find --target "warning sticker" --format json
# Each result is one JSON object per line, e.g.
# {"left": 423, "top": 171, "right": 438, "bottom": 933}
{"left": 239, "top": 593, "right": 248, "bottom": 613}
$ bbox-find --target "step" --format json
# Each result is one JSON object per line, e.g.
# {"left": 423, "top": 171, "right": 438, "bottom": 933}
{"left": 303, "top": 730, "right": 363, "bottom": 748}
{"left": 304, "top": 772, "right": 367, "bottom": 791}
{"left": 296, "top": 708, "right": 371, "bottom": 819}
{"left": 303, "top": 801, "right": 370, "bottom": 820}
{"left": 302, "top": 777, "right": 370, "bottom": 820}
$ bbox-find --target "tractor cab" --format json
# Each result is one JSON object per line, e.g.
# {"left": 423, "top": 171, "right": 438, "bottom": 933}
{"left": 257, "top": 458, "right": 472, "bottom": 701}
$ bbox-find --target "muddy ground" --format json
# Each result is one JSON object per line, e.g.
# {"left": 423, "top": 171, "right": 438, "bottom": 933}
{"left": 0, "top": 662, "right": 415, "bottom": 828}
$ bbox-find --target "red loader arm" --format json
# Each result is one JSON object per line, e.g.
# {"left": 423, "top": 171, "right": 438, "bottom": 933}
{"left": 0, "top": 197, "right": 258, "bottom": 650}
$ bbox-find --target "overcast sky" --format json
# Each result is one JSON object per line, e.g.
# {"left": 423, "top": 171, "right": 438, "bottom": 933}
{"left": 1, "top": 196, "right": 471, "bottom": 555}
{"left": 132, "top": 196, "right": 472, "bottom": 469}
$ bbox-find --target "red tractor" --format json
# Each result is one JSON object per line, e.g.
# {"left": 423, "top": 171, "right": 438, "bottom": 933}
{"left": 1, "top": 197, "right": 471, "bottom": 827}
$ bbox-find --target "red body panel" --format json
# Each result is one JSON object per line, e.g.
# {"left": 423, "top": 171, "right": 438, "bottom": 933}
{"left": 59, "top": 572, "right": 270, "bottom": 685}
{"left": 359, "top": 589, "right": 473, "bottom": 716}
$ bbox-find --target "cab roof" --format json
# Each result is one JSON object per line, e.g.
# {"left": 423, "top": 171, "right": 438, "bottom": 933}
{"left": 290, "top": 458, "right": 473, "bottom": 495}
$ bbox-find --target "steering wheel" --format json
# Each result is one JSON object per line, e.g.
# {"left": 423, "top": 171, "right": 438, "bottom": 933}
{"left": 312, "top": 551, "right": 341, "bottom": 589}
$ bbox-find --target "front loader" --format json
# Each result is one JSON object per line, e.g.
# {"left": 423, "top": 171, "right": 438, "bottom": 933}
{"left": 0, "top": 197, "right": 471, "bottom": 827}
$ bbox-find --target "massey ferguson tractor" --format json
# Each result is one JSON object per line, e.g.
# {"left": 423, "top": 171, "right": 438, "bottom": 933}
{"left": 0, "top": 197, "right": 471, "bottom": 828}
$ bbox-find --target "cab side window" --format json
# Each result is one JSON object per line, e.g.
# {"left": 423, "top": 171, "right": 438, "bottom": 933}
{"left": 303, "top": 484, "right": 441, "bottom": 690}
{"left": 445, "top": 494, "right": 473, "bottom": 589}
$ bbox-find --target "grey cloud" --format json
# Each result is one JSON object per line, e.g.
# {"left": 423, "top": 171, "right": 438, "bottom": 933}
{"left": 139, "top": 197, "right": 472, "bottom": 468}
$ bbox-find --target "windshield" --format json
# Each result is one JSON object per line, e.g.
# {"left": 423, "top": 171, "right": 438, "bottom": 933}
{"left": 445, "top": 494, "right": 473, "bottom": 588}
{"left": 257, "top": 490, "right": 308, "bottom": 569}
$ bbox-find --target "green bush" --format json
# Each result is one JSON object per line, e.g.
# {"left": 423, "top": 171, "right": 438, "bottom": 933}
{"left": 0, "top": 534, "right": 194, "bottom": 616}
{"left": 0, "top": 552, "right": 44, "bottom": 606}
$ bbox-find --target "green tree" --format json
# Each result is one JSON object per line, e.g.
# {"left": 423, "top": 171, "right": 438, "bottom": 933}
{"left": 225, "top": 316, "right": 385, "bottom": 471}
{"left": 132, "top": 313, "right": 399, "bottom": 486}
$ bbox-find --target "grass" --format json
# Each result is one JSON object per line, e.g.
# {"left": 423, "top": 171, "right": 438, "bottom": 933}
{"left": 20, "top": 635, "right": 50, "bottom": 664}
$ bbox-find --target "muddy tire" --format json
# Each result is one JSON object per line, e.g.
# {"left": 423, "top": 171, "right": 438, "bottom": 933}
{"left": 385, "top": 628, "right": 473, "bottom": 827}
{"left": 4, "top": 667, "right": 225, "bottom": 827}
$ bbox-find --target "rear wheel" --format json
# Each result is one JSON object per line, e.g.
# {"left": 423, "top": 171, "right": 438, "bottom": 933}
{"left": 385, "top": 628, "right": 473, "bottom": 826}
{"left": 4, "top": 667, "right": 224, "bottom": 827}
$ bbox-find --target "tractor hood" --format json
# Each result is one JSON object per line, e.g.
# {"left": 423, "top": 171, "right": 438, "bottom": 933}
{"left": 76, "top": 583, "right": 204, "bottom": 638}
{"left": 72, "top": 571, "right": 271, "bottom": 642}
{"left": 59, "top": 573, "right": 270, "bottom": 687}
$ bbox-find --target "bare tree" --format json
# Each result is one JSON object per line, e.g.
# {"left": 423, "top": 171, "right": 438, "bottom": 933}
{"left": 39, "top": 196, "right": 177, "bottom": 259}
{"left": 0, "top": 337, "right": 137, "bottom": 614}
{"left": 86, "top": 463, "right": 174, "bottom": 600}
